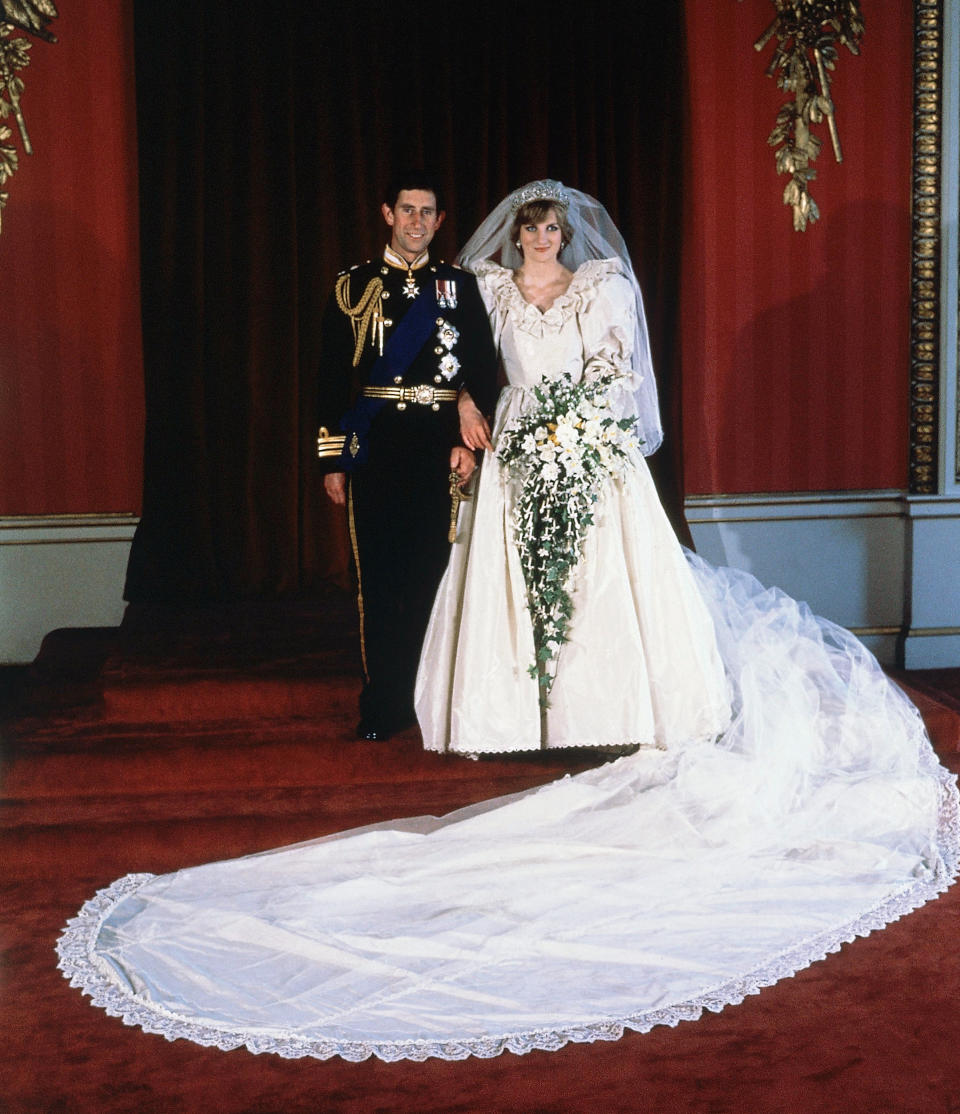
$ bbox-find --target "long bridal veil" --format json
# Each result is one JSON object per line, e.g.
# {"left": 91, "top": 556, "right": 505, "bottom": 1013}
{"left": 56, "top": 552, "right": 959, "bottom": 1062}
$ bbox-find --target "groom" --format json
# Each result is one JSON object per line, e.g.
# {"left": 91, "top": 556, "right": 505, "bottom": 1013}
{"left": 317, "top": 172, "right": 497, "bottom": 741}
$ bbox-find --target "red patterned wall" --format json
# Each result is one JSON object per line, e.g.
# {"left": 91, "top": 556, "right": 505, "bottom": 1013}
{"left": 0, "top": 2, "right": 143, "bottom": 515}
{"left": 681, "top": 1, "right": 913, "bottom": 495}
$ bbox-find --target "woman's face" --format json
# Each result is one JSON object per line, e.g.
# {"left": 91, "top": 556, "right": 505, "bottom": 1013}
{"left": 518, "top": 208, "right": 562, "bottom": 264}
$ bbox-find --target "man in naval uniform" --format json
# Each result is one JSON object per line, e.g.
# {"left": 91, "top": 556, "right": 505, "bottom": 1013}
{"left": 317, "top": 173, "right": 497, "bottom": 741}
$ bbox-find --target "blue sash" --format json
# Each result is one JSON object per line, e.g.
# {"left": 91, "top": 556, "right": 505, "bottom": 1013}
{"left": 337, "top": 282, "right": 441, "bottom": 471}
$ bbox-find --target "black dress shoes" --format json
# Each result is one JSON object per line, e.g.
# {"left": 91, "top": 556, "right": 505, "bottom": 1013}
{"left": 356, "top": 719, "right": 389, "bottom": 741}
{"left": 355, "top": 712, "right": 415, "bottom": 741}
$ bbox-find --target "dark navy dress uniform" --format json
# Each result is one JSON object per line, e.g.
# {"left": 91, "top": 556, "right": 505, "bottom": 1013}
{"left": 317, "top": 248, "right": 497, "bottom": 734}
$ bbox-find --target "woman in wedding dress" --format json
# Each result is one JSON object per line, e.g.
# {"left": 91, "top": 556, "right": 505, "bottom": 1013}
{"left": 57, "top": 182, "right": 959, "bottom": 1064}
{"left": 416, "top": 181, "right": 730, "bottom": 755}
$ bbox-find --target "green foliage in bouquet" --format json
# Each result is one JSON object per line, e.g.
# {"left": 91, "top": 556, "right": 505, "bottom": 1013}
{"left": 497, "top": 371, "right": 639, "bottom": 704}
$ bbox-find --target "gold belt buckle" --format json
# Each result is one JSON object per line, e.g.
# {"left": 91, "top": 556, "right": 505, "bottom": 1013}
{"left": 399, "top": 384, "right": 442, "bottom": 410}
{"left": 406, "top": 385, "right": 436, "bottom": 405}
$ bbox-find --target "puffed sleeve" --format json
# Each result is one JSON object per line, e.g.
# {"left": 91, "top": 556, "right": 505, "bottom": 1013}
{"left": 576, "top": 263, "right": 642, "bottom": 421}
{"left": 469, "top": 260, "right": 506, "bottom": 316}
{"left": 578, "top": 267, "right": 638, "bottom": 381}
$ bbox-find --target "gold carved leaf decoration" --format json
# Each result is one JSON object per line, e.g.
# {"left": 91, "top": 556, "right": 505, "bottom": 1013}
{"left": 2, "top": 0, "right": 57, "bottom": 42}
{"left": 0, "top": 0, "right": 58, "bottom": 235}
{"left": 754, "top": 1, "right": 865, "bottom": 231}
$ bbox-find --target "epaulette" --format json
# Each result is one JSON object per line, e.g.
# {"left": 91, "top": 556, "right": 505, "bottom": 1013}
{"left": 338, "top": 260, "right": 372, "bottom": 276}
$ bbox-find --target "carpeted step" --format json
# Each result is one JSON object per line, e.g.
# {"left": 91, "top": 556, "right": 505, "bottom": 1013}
{"left": 99, "top": 596, "right": 361, "bottom": 724}
{"left": 22, "top": 626, "right": 119, "bottom": 711}
{"left": 101, "top": 665, "right": 357, "bottom": 723}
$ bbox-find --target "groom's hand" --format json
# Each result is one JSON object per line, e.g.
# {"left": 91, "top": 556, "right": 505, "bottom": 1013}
{"left": 449, "top": 446, "right": 476, "bottom": 485}
{"left": 323, "top": 472, "right": 347, "bottom": 505}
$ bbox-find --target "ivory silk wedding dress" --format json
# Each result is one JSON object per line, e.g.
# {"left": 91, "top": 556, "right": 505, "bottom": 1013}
{"left": 415, "top": 257, "right": 730, "bottom": 756}
{"left": 57, "top": 184, "right": 960, "bottom": 1063}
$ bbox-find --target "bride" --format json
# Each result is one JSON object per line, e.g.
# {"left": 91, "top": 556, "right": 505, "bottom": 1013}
{"left": 57, "top": 182, "right": 960, "bottom": 1064}
{"left": 417, "top": 180, "right": 730, "bottom": 755}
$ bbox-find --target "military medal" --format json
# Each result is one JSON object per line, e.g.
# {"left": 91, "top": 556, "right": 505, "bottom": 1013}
{"left": 436, "top": 279, "right": 457, "bottom": 308}
{"left": 436, "top": 319, "right": 460, "bottom": 379}
{"left": 383, "top": 245, "right": 428, "bottom": 301}
{"left": 403, "top": 271, "right": 420, "bottom": 300}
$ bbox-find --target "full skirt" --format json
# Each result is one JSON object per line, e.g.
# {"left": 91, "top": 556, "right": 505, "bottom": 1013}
{"left": 416, "top": 387, "right": 731, "bottom": 755}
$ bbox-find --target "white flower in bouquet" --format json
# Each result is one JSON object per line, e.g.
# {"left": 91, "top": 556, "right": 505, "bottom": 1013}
{"left": 555, "top": 419, "right": 580, "bottom": 450}
{"left": 560, "top": 453, "right": 583, "bottom": 477}
{"left": 496, "top": 370, "right": 640, "bottom": 703}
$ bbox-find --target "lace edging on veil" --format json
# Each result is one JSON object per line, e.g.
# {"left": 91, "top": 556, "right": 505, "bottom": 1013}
{"left": 55, "top": 770, "right": 960, "bottom": 1064}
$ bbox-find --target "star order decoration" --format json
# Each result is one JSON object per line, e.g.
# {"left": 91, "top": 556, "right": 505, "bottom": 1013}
{"left": 754, "top": 0, "right": 865, "bottom": 231}
{"left": 402, "top": 272, "right": 420, "bottom": 299}
{"left": 0, "top": 0, "right": 58, "bottom": 234}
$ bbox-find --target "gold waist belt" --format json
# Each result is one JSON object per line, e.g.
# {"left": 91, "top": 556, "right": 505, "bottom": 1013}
{"left": 362, "top": 385, "right": 458, "bottom": 411}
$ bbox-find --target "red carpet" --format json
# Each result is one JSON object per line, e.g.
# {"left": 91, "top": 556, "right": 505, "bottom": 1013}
{"left": 3, "top": 600, "right": 960, "bottom": 1113}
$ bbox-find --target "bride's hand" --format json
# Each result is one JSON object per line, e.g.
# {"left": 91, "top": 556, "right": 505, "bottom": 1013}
{"left": 449, "top": 446, "right": 476, "bottom": 485}
{"left": 458, "top": 392, "right": 493, "bottom": 452}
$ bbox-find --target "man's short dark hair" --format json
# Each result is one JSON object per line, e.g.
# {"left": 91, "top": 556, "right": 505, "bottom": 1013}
{"left": 383, "top": 171, "right": 445, "bottom": 213}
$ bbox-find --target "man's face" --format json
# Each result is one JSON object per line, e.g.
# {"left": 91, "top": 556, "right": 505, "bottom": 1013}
{"left": 382, "top": 189, "right": 444, "bottom": 261}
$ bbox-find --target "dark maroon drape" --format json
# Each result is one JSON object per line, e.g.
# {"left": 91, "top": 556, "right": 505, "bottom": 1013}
{"left": 125, "top": 1, "right": 689, "bottom": 602}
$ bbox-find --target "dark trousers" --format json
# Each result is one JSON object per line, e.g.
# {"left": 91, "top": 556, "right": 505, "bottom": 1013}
{"left": 348, "top": 408, "right": 455, "bottom": 727}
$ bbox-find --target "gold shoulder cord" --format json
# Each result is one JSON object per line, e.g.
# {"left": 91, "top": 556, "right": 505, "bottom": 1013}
{"left": 335, "top": 273, "right": 384, "bottom": 367}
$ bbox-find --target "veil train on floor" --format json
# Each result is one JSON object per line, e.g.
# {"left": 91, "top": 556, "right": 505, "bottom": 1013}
{"left": 56, "top": 553, "right": 959, "bottom": 1062}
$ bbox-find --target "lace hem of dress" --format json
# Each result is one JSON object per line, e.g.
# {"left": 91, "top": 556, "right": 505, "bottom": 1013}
{"left": 450, "top": 740, "right": 663, "bottom": 760}
{"left": 55, "top": 766, "right": 960, "bottom": 1064}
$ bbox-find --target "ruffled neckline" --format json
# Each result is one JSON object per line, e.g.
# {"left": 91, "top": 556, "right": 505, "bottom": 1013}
{"left": 473, "top": 258, "right": 623, "bottom": 334}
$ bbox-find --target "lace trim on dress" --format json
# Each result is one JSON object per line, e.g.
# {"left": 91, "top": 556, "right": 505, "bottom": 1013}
{"left": 453, "top": 740, "right": 667, "bottom": 760}
{"left": 55, "top": 766, "right": 960, "bottom": 1064}
{"left": 474, "top": 259, "right": 623, "bottom": 338}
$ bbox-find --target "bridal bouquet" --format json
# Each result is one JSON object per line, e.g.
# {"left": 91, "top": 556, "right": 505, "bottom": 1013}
{"left": 496, "top": 370, "right": 640, "bottom": 703}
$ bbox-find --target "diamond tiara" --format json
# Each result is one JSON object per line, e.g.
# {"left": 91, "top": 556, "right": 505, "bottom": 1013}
{"left": 509, "top": 180, "right": 570, "bottom": 213}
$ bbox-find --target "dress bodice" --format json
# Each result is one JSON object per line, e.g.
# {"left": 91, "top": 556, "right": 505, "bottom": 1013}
{"left": 472, "top": 259, "right": 637, "bottom": 391}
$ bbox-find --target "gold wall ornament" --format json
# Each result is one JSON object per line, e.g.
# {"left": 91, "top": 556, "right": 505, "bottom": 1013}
{"left": 755, "top": 1, "right": 865, "bottom": 231}
{"left": 0, "top": 0, "right": 58, "bottom": 234}
{"left": 909, "top": 0, "right": 943, "bottom": 494}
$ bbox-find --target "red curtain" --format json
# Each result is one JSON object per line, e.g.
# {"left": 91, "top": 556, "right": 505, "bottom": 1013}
{"left": 123, "top": 1, "right": 690, "bottom": 601}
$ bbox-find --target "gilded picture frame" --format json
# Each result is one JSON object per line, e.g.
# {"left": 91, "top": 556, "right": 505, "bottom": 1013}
{"left": 910, "top": 0, "right": 945, "bottom": 493}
